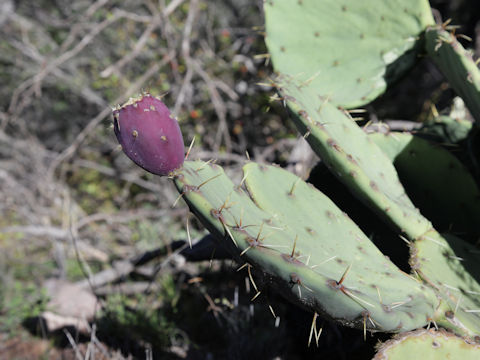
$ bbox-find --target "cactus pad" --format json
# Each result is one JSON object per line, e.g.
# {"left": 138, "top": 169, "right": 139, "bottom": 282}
{"left": 173, "top": 160, "right": 438, "bottom": 332}
{"left": 264, "top": 0, "right": 434, "bottom": 107}
{"left": 419, "top": 115, "right": 473, "bottom": 144}
{"left": 374, "top": 329, "right": 480, "bottom": 359}
{"left": 426, "top": 27, "right": 480, "bottom": 124}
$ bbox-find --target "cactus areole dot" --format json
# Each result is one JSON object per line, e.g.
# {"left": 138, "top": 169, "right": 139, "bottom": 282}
{"left": 113, "top": 94, "right": 184, "bottom": 176}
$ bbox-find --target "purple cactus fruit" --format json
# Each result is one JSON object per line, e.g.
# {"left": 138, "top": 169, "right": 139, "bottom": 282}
{"left": 113, "top": 94, "right": 184, "bottom": 176}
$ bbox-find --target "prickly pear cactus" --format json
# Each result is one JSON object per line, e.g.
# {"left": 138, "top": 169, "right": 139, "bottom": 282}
{"left": 111, "top": 0, "right": 480, "bottom": 354}
{"left": 112, "top": 86, "right": 480, "bottom": 356}
{"left": 263, "top": 0, "right": 480, "bottom": 344}
{"left": 264, "top": 0, "right": 434, "bottom": 107}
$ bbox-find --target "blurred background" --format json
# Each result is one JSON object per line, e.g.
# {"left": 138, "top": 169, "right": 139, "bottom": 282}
{"left": 0, "top": 0, "right": 479, "bottom": 359}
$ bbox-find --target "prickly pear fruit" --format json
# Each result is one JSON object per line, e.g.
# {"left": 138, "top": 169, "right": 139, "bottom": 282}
{"left": 113, "top": 94, "right": 184, "bottom": 176}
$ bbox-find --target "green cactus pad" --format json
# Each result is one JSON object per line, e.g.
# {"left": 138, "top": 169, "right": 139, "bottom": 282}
{"left": 373, "top": 329, "right": 480, "bottom": 360}
{"left": 369, "top": 132, "right": 480, "bottom": 239}
{"left": 277, "top": 76, "right": 431, "bottom": 240}
{"left": 426, "top": 27, "right": 480, "bottom": 124}
{"left": 411, "top": 230, "right": 480, "bottom": 338}
{"left": 173, "top": 160, "right": 438, "bottom": 332}
{"left": 419, "top": 115, "right": 473, "bottom": 144}
{"left": 264, "top": 0, "right": 434, "bottom": 108}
